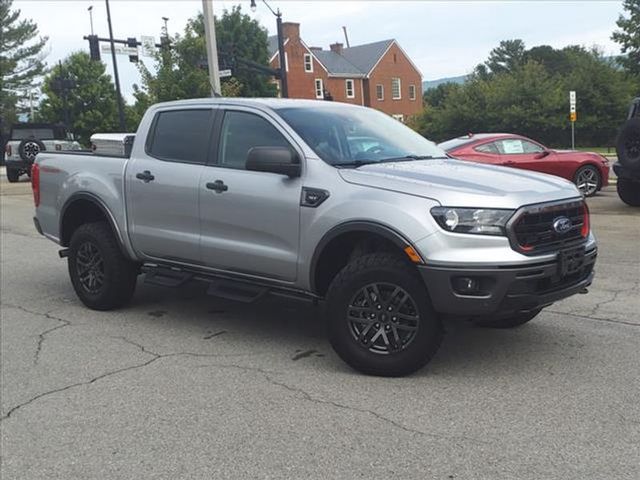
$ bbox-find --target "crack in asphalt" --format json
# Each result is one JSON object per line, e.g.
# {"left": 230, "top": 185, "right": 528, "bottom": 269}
{"left": 0, "top": 335, "right": 260, "bottom": 423}
{"left": 547, "top": 309, "right": 640, "bottom": 327}
{"left": 2, "top": 303, "right": 73, "bottom": 365}
{"left": 201, "top": 363, "right": 487, "bottom": 447}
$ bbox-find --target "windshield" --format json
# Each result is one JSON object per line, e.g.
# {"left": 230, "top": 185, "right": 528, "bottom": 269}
{"left": 437, "top": 137, "right": 475, "bottom": 152}
{"left": 275, "top": 105, "right": 446, "bottom": 166}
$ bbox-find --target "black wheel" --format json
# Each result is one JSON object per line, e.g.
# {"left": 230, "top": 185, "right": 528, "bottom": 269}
{"left": 574, "top": 165, "right": 601, "bottom": 197}
{"left": 616, "top": 118, "right": 640, "bottom": 170}
{"left": 617, "top": 177, "right": 640, "bottom": 207}
{"left": 18, "top": 138, "right": 45, "bottom": 164}
{"left": 68, "top": 222, "right": 138, "bottom": 310}
{"left": 326, "top": 253, "right": 443, "bottom": 377}
{"left": 6, "top": 168, "right": 20, "bottom": 183}
{"left": 474, "top": 308, "right": 542, "bottom": 329}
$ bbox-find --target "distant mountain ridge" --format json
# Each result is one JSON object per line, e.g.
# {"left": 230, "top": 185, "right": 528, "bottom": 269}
{"left": 423, "top": 75, "right": 467, "bottom": 91}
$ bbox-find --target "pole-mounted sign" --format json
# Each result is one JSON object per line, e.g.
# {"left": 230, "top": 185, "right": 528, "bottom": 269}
{"left": 569, "top": 90, "right": 577, "bottom": 149}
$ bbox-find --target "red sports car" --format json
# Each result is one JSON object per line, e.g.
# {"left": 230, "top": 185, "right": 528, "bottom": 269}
{"left": 438, "top": 133, "right": 610, "bottom": 197}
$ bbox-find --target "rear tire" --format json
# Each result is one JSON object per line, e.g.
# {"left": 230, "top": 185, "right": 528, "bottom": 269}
{"left": 326, "top": 253, "right": 443, "bottom": 377}
{"left": 474, "top": 308, "right": 542, "bottom": 329}
{"left": 617, "top": 177, "right": 640, "bottom": 207}
{"left": 616, "top": 118, "right": 640, "bottom": 170}
{"left": 6, "top": 168, "right": 20, "bottom": 183}
{"left": 574, "top": 165, "right": 601, "bottom": 197}
{"left": 68, "top": 222, "right": 138, "bottom": 310}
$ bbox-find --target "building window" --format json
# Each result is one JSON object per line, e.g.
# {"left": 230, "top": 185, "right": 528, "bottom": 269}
{"left": 391, "top": 78, "right": 401, "bottom": 100}
{"left": 345, "top": 79, "right": 355, "bottom": 98}
{"left": 285, "top": 52, "right": 289, "bottom": 72}
{"left": 376, "top": 84, "right": 384, "bottom": 101}
{"left": 315, "top": 79, "right": 324, "bottom": 99}
{"left": 392, "top": 114, "right": 404, "bottom": 123}
{"left": 409, "top": 84, "right": 416, "bottom": 100}
{"left": 304, "top": 53, "right": 313, "bottom": 73}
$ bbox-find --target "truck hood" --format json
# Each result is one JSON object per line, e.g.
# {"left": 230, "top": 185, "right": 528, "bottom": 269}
{"left": 338, "top": 158, "right": 581, "bottom": 209}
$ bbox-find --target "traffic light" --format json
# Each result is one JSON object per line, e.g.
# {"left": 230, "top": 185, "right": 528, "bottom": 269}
{"left": 88, "top": 35, "right": 100, "bottom": 61}
{"left": 127, "top": 37, "right": 139, "bottom": 63}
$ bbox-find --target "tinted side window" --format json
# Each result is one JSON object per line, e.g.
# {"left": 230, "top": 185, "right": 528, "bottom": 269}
{"left": 521, "top": 140, "right": 544, "bottom": 153}
{"left": 475, "top": 142, "right": 499, "bottom": 154}
{"left": 218, "top": 111, "right": 290, "bottom": 170}
{"left": 148, "top": 109, "right": 213, "bottom": 164}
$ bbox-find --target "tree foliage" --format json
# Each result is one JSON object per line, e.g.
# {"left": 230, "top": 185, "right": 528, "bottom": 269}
{"left": 39, "top": 52, "right": 120, "bottom": 146}
{"left": 131, "top": 6, "right": 275, "bottom": 124}
{"left": 0, "top": 0, "right": 48, "bottom": 128}
{"left": 416, "top": 43, "right": 637, "bottom": 147}
{"left": 612, "top": 0, "right": 640, "bottom": 76}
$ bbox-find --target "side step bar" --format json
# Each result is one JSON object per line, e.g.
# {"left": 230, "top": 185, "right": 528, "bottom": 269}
{"left": 141, "top": 264, "right": 318, "bottom": 304}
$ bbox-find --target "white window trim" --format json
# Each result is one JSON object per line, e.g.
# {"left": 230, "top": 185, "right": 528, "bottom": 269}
{"left": 304, "top": 53, "right": 313, "bottom": 73}
{"left": 376, "top": 84, "right": 384, "bottom": 101}
{"left": 409, "top": 84, "right": 416, "bottom": 101}
{"left": 315, "top": 78, "right": 324, "bottom": 99}
{"left": 345, "top": 79, "right": 355, "bottom": 99}
{"left": 392, "top": 78, "right": 402, "bottom": 100}
{"left": 285, "top": 52, "right": 289, "bottom": 72}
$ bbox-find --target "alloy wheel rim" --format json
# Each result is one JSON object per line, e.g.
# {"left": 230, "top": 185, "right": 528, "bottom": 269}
{"left": 347, "top": 282, "right": 420, "bottom": 355}
{"left": 76, "top": 241, "right": 105, "bottom": 294}
{"left": 576, "top": 168, "right": 598, "bottom": 196}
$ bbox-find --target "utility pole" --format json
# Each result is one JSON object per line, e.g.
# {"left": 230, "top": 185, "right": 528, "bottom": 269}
{"left": 105, "top": 0, "right": 126, "bottom": 130}
{"left": 202, "top": 0, "right": 221, "bottom": 96}
{"left": 88, "top": 6, "right": 94, "bottom": 35}
{"left": 250, "top": 0, "right": 288, "bottom": 98}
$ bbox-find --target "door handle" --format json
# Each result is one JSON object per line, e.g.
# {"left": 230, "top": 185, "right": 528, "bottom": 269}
{"left": 503, "top": 160, "right": 516, "bottom": 166}
{"left": 136, "top": 170, "right": 155, "bottom": 182}
{"left": 206, "top": 180, "right": 228, "bottom": 193}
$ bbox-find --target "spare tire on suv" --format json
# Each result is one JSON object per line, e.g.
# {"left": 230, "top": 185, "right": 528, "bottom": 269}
{"left": 18, "top": 138, "right": 46, "bottom": 165}
{"left": 614, "top": 99, "right": 640, "bottom": 207}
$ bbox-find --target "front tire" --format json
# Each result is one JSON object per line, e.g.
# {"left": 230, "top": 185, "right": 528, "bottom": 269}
{"left": 68, "top": 222, "right": 138, "bottom": 310}
{"left": 474, "top": 308, "right": 542, "bottom": 328}
{"left": 326, "top": 253, "right": 443, "bottom": 377}
{"left": 617, "top": 177, "right": 640, "bottom": 207}
{"left": 574, "top": 165, "right": 601, "bottom": 197}
{"left": 6, "top": 168, "right": 20, "bottom": 183}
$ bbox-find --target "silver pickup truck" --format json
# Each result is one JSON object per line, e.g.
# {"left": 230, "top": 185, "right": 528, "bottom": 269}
{"left": 32, "top": 98, "right": 597, "bottom": 376}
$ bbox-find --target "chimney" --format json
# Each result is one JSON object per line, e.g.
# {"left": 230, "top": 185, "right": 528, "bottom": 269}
{"left": 281, "top": 22, "right": 300, "bottom": 40}
{"left": 330, "top": 42, "right": 344, "bottom": 55}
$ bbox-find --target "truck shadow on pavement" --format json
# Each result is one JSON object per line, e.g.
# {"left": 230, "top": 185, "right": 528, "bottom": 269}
{"left": 120, "top": 279, "right": 577, "bottom": 378}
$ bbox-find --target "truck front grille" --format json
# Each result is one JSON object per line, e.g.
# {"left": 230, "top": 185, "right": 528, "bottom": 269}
{"left": 510, "top": 200, "right": 588, "bottom": 254}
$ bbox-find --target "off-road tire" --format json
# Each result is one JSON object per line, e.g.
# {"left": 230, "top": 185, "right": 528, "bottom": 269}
{"left": 68, "top": 222, "right": 138, "bottom": 310}
{"left": 474, "top": 308, "right": 542, "bottom": 329}
{"left": 326, "top": 253, "right": 443, "bottom": 377}
{"left": 6, "top": 168, "right": 20, "bottom": 183}
{"left": 616, "top": 118, "right": 640, "bottom": 170}
{"left": 617, "top": 177, "right": 640, "bottom": 207}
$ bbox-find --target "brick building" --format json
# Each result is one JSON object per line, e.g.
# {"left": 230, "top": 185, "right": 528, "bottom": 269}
{"left": 268, "top": 23, "right": 423, "bottom": 121}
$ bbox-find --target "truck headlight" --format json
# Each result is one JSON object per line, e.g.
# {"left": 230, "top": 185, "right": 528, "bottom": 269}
{"left": 430, "top": 207, "right": 514, "bottom": 236}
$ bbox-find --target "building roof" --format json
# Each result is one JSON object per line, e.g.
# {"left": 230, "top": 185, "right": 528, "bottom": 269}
{"left": 268, "top": 35, "right": 398, "bottom": 77}
{"left": 341, "top": 39, "right": 394, "bottom": 75}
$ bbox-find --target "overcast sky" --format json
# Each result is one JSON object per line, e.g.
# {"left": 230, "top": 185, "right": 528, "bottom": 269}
{"left": 15, "top": 0, "right": 626, "bottom": 101}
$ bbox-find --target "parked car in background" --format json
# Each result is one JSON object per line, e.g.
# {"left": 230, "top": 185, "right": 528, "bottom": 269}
{"left": 439, "top": 133, "right": 610, "bottom": 197}
{"left": 614, "top": 96, "right": 640, "bottom": 206}
{"left": 4, "top": 123, "right": 81, "bottom": 182}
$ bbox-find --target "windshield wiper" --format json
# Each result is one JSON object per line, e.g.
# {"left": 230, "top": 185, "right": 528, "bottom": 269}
{"left": 334, "top": 155, "right": 445, "bottom": 168}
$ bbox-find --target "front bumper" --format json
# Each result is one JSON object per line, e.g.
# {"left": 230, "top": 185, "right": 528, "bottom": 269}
{"left": 419, "top": 246, "right": 596, "bottom": 317}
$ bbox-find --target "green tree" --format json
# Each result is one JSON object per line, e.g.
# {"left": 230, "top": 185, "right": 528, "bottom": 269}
{"left": 0, "top": 0, "right": 48, "bottom": 128}
{"left": 477, "top": 39, "right": 526, "bottom": 76}
{"left": 39, "top": 52, "right": 120, "bottom": 145}
{"left": 132, "top": 5, "right": 275, "bottom": 118}
{"left": 612, "top": 0, "right": 640, "bottom": 76}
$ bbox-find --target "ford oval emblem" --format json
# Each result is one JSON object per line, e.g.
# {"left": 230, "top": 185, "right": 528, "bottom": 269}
{"left": 553, "top": 216, "right": 572, "bottom": 234}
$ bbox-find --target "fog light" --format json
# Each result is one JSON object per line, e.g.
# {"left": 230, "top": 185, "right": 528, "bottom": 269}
{"left": 453, "top": 276, "right": 481, "bottom": 294}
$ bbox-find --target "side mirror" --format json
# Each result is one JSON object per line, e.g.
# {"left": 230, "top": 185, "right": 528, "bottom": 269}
{"left": 246, "top": 146, "right": 301, "bottom": 178}
{"left": 535, "top": 150, "right": 551, "bottom": 159}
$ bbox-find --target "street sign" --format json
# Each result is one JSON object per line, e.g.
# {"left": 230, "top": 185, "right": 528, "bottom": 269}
{"left": 570, "top": 112, "right": 577, "bottom": 122}
{"left": 219, "top": 69, "right": 232, "bottom": 78}
{"left": 101, "top": 44, "right": 138, "bottom": 56}
{"left": 141, "top": 36, "right": 155, "bottom": 57}
{"left": 569, "top": 90, "right": 576, "bottom": 113}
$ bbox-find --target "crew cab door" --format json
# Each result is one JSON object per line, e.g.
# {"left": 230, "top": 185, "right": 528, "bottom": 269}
{"left": 126, "top": 108, "right": 216, "bottom": 263}
{"left": 198, "top": 108, "right": 302, "bottom": 282}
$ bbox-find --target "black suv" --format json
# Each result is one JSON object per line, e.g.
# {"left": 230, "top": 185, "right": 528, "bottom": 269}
{"left": 614, "top": 97, "right": 640, "bottom": 206}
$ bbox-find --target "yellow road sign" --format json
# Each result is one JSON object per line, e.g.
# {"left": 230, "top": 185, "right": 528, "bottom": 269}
{"left": 570, "top": 112, "right": 577, "bottom": 122}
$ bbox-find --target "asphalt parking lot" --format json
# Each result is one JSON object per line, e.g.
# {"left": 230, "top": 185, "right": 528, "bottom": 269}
{"left": 1, "top": 172, "right": 639, "bottom": 479}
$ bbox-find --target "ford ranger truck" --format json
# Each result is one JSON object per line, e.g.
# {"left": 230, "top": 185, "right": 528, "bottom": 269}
{"left": 32, "top": 99, "right": 597, "bottom": 376}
